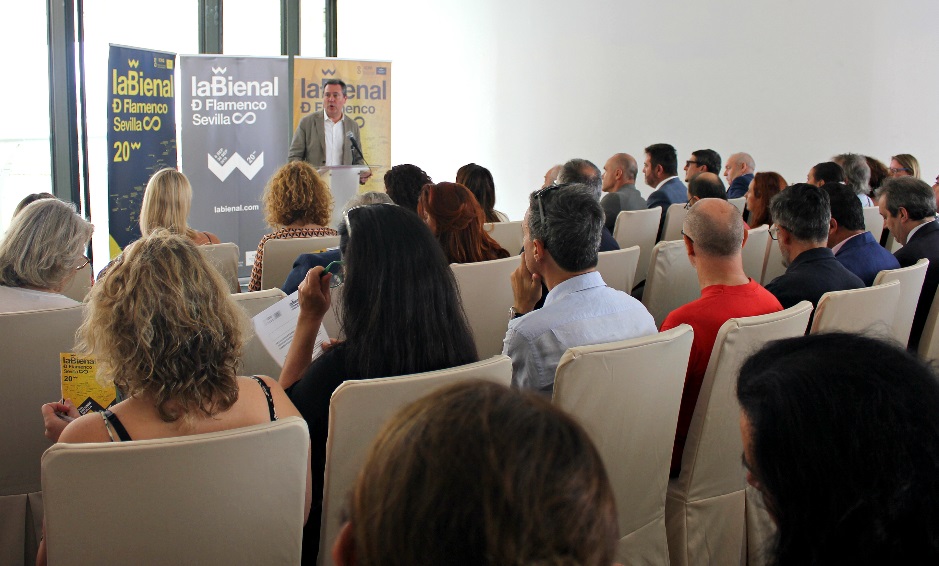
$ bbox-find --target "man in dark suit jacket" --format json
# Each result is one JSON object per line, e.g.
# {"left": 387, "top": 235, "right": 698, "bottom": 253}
{"left": 599, "top": 153, "right": 646, "bottom": 232}
{"left": 643, "top": 143, "right": 687, "bottom": 239}
{"left": 825, "top": 182, "right": 899, "bottom": 285}
{"left": 880, "top": 177, "right": 939, "bottom": 350}
{"left": 765, "top": 183, "right": 864, "bottom": 308}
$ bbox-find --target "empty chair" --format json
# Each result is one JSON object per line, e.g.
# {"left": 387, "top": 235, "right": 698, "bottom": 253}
{"left": 642, "top": 240, "right": 701, "bottom": 327}
{"left": 232, "top": 288, "right": 287, "bottom": 378}
{"left": 661, "top": 203, "right": 691, "bottom": 242}
{"left": 200, "top": 242, "right": 241, "bottom": 293}
{"left": 665, "top": 301, "right": 814, "bottom": 566}
{"left": 0, "top": 305, "right": 83, "bottom": 566}
{"left": 554, "top": 325, "right": 694, "bottom": 564}
{"left": 482, "top": 221, "right": 523, "bottom": 254}
{"left": 596, "top": 246, "right": 641, "bottom": 294}
{"left": 761, "top": 234, "right": 786, "bottom": 285}
{"left": 451, "top": 255, "right": 520, "bottom": 358}
{"left": 60, "top": 262, "right": 92, "bottom": 302}
{"left": 260, "top": 236, "right": 340, "bottom": 291}
{"left": 873, "top": 258, "right": 929, "bottom": 345}
{"left": 729, "top": 197, "right": 746, "bottom": 215}
{"left": 808, "top": 280, "right": 901, "bottom": 337}
{"left": 613, "top": 208, "right": 661, "bottom": 284}
{"left": 318, "top": 355, "right": 513, "bottom": 566}
{"left": 741, "top": 225, "right": 770, "bottom": 282}
{"left": 42, "top": 418, "right": 310, "bottom": 566}
{"left": 862, "top": 206, "right": 885, "bottom": 243}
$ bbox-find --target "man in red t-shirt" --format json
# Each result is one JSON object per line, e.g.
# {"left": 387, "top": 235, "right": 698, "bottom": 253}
{"left": 661, "top": 198, "right": 782, "bottom": 476}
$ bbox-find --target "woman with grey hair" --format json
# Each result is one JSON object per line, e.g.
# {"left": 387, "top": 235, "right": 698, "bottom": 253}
{"left": 0, "top": 198, "right": 93, "bottom": 312}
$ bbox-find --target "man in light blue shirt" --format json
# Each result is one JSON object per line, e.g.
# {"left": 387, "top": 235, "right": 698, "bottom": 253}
{"left": 503, "top": 183, "right": 657, "bottom": 394}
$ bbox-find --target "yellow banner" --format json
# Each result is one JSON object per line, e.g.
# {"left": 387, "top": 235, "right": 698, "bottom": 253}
{"left": 292, "top": 58, "right": 391, "bottom": 193}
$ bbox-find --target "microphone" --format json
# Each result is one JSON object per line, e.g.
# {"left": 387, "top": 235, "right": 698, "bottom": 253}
{"left": 346, "top": 131, "right": 363, "bottom": 157}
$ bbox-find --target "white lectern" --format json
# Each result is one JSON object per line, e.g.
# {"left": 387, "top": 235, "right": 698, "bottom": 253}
{"left": 317, "top": 165, "right": 374, "bottom": 228}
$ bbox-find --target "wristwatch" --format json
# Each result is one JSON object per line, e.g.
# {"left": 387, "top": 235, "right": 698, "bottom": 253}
{"left": 508, "top": 306, "right": 526, "bottom": 320}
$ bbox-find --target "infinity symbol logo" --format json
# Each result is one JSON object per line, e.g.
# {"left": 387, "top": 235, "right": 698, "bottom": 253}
{"left": 232, "top": 112, "right": 256, "bottom": 124}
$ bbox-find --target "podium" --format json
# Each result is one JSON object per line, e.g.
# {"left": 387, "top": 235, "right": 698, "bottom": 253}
{"left": 318, "top": 165, "right": 376, "bottom": 228}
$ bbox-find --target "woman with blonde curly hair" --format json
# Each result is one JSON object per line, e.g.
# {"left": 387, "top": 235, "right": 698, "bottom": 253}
{"left": 248, "top": 161, "right": 337, "bottom": 291}
{"left": 139, "top": 168, "right": 220, "bottom": 245}
{"left": 38, "top": 230, "right": 311, "bottom": 564}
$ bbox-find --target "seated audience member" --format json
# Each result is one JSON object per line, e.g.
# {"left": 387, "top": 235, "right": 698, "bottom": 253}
{"left": 832, "top": 153, "right": 875, "bottom": 206}
{"left": 686, "top": 172, "right": 727, "bottom": 205}
{"left": 644, "top": 143, "right": 688, "bottom": 236}
{"left": 277, "top": 203, "right": 478, "bottom": 562}
{"left": 557, "top": 158, "right": 620, "bottom": 251}
{"left": 865, "top": 155, "right": 890, "bottom": 197}
{"left": 806, "top": 161, "right": 844, "bottom": 187}
{"left": 543, "top": 163, "right": 562, "bottom": 187}
{"left": 418, "top": 182, "right": 510, "bottom": 264}
{"left": 764, "top": 183, "right": 863, "bottom": 308}
{"left": 12, "top": 192, "right": 55, "bottom": 217}
{"left": 383, "top": 163, "right": 432, "bottom": 212}
{"left": 723, "top": 152, "right": 756, "bottom": 199}
{"left": 504, "top": 183, "right": 656, "bottom": 394}
{"left": 599, "top": 152, "right": 646, "bottom": 232}
{"left": 281, "top": 192, "right": 392, "bottom": 295}
{"left": 38, "top": 230, "right": 311, "bottom": 566}
{"left": 0, "top": 198, "right": 92, "bottom": 312}
{"left": 890, "top": 153, "right": 921, "bottom": 179}
{"left": 332, "top": 381, "right": 618, "bottom": 566}
{"left": 825, "top": 182, "right": 899, "bottom": 285}
{"left": 879, "top": 176, "right": 939, "bottom": 350}
{"left": 140, "top": 168, "right": 220, "bottom": 245}
{"left": 683, "top": 148, "right": 722, "bottom": 183}
{"left": 745, "top": 172, "right": 786, "bottom": 229}
{"left": 248, "top": 161, "right": 337, "bottom": 291}
{"left": 456, "top": 163, "right": 510, "bottom": 222}
{"left": 662, "top": 199, "right": 782, "bottom": 476}
{"left": 737, "top": 333, "right": 939, "bottom": 565}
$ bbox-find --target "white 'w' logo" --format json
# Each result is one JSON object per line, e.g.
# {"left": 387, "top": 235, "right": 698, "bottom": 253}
{"left": 207, "top": 152, "right": 265, "bottom": 181}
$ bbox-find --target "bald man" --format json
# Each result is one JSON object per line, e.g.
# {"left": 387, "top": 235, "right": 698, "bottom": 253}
{"left": 543, "top": 164, "right": 562, "bottom": 188}
{"left": 724, "top": 152, "right": 755, "bottom": 199}
{"left": 661, "top": 199, "right": 782, "bottom": 476}
{"left": 599, "top": 153, "right": 646, "bottom": 231}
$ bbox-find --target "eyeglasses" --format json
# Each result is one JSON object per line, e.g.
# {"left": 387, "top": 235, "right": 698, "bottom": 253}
{"left": 342, "top": 202, "right": 397, "bottom": 238}
{"left": 681, "top": 229, "right": 694, "bottom": 243}
{"left": 685, "top": 160, "right": 700, "bottom": 167}
{"left": 769, "top": 225, "right": 789, "bottom": 241}
{"left": 889, "top": 167, "right": 910, "bottom": 174}
{"left": 321, "top": 260, "right": 345, "bottom": 288}
{"left": 532, "top": 182, "right": 572, "bottom": 237}
{"left": 75, "top": 255, "right": 90, "bottom": 271}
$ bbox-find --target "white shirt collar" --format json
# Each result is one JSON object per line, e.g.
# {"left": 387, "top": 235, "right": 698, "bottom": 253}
{"left": 655, "top": 175, "right": 678, "bottom": 191}
{"left": 831, "top": 231, "right": 865, "bottom": 255}
{"left": 907, "top": 219, "right": 936, "bottom": 242}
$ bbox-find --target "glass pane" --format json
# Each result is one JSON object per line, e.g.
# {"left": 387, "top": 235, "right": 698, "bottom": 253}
{"left": 300, "top": 0, "right": 326, "bottom": 57}
{"left": 0, "top": 2, "right": 52, "bottom": 232}
{"left": 224, "top": 0, "right": 281, "bottom": 56}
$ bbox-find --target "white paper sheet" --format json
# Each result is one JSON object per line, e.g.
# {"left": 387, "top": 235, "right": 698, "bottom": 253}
{"left": 252, "top": 291, "right": 330, "bottom": 367}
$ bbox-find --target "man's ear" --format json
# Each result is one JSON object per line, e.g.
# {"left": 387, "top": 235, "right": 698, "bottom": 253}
{"left": 332, "top": 522, "right": 356, "bottom": 566}
{"left": 829, "top": 218, "right": 838, "bottom": 236}
{"left": 898, "top": 206, "right": 909, "bottom": 222}
{"left": 530, "top": 238, "right": 547, "bottom": 262}
{"left": 741, "top": 227, "right": 750, "bottom": 249}
{"left": 683, "top": 234, "right": 696, "bottom": 259}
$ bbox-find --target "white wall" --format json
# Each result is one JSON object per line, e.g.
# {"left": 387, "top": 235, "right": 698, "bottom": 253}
{"left": 338, "top": 0, "right": 939, "bottom": 220}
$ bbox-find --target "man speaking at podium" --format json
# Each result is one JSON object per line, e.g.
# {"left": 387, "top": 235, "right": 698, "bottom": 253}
{"left": 288, "top": 78, "right": 371, "bottom": 183}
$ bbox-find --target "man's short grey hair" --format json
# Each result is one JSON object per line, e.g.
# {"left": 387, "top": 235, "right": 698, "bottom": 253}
{"left": 683, "top": 199, "right": 743, "bottom": 257}
{"left": 769, "top": 183, "right": 831, "bottom": 243}
{"left": 558, "top": 159, "right": 603, "bottom": 200}
{"left": 880, "top": 177, "right": 936, "bottom": 221}
{"left": 0, "top": 198, "right": 93, "bottom": 290}
{"left": 338, "top": 191, "right": 395, "bottom": 233}
{"left": 611, "top": 153, "right": 638, "bottom": 183}
{"left": 831, "top": 153, "right": 872, "bottom": 197}
{"left": 528, "top": 183, "right": 603, "bottom": 272}
{"left": 731, "top": 152, "right": 756, "bottom": 172}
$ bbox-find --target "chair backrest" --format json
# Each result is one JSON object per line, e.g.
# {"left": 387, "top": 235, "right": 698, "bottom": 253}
{"left": 661, "top": 203, "right": 690, "bottom": 242}
{"left": 596, "top": 246, "right": 641, "bottom": 294}
{"left": 60, "top": 263, "right": 92, "bottom": 302}
{"left": 760, "top": 234, "right": 787, "bottom": 285}
{"left": 232, "top": 289, "right": 288, "bottom": 378}
{"left": 261, "top": 236, "right": 341, "bottom": 290}
{"left": 809, "top": 279, "right": 901, "bottom": 337}
{"left": 741, "top": 225, "right": 770, "bottom": 282}
{"left": 319, "top": 355, "right": 513, "bottom": 566}
{"left": 917, "top": 283, "right": 939, "bottom": 362}
{"left": 483, "top": 221, "right": 523, "bottom": 255}
{"left": 642, "top": 240, "right": 701, "bottom": 327}
{"left": 613, "top": 208, "right": 661, "bottom": 284}
{"left": 200, "top": 242, "right": 241, "bottom": 293}
{"left": 862, "top": 207, "right": 885, "bottom": 243}
{"left": 873, "top": 258, "right": 929, "bottom": 346}
{"left": 451, "top": 255, "right": 520, "bottom": 358}
{"left": 729, "top": 197, "right": 746, "bottom": 215}
{"left": 554, "top": 325, "right": 694, "bottom": 564}
{"left": 43, "top": 418, "right": 310, "bottom": 566}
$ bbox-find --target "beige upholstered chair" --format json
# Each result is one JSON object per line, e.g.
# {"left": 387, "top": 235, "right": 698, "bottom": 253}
{"left": 232, "top": 288, "right": 287, "bottom": 378}
{"left": 451, "top": 255, "right": 519, "bottom": 358}
{"left": 665, "top": 301, "right": 814, "bottom": 566}
{"left": 0, "top": 304, "right": 83, "bottom": 566}
{"left": 483, "top": 221, "right": 523, "bottom": 254}
{"left": 60, "top": 263, "right": 92, "bottom": 302}
{"left": 596, "top": 246, "right": 641, "bottom": 293}
{"left": 613, "top": 208, "right": 661, "bottom": 285}
{"left": 554, "top": 325, "right": 694, "bottom": 565}
{"left": 261, "top": 236, "right": 340, "bottom": 290}
{"left": 318, "top": 355, "right": 513, "bottom": 566}
{"left": 760, "top": 235, "right": 787, "bottom": 285}
{"left": 741, "top": 225, "right": 770, "bottom": 282}
{"left": 200, "top": 242, "right": 241, "bottom": 293}
{"left": 729, "top": 197, "right": 746, "bottom": 215}
{"left": 808, "top": 280, "right": 900, "bottom": 338}
{"left": 862, "top": 207, "right": 885, "bottom": 243}
{"left": 662, "top": 203, "right": 691, "bottom": 242}
{"left": 872, "top": 258, "right": 929, "bottom": 346}
{"left": 917, "top": 284, "right": 939, "bottom": 362}
{"left": 642, "top": 240, "right": 700, "bottom": 327}
{"left": 42, "top": 417, "right": 310, "bottom": 566}
{"left": 746, "top": 484, "right": 776, "bottom": 566}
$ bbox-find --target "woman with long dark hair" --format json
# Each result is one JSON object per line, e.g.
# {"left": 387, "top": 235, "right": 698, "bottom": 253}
{"left": 417, "top": 182, "right": 510, "bottom": 264}
{"left": 278, "top": 203, "right": 478, "bottom": 562}
{"left": 456, "top": 163, "right": 509, "bottom": 222}
{"left": 745, "top": 172, "right": 787, "bottom": 229}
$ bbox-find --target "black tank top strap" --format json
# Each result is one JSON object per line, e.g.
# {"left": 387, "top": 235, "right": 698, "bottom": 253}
{"left": 101, "top": 409, "right": 133, "bottom": 442}
{"left": 251, "top": 376, "right": 277, "bottom": 421}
